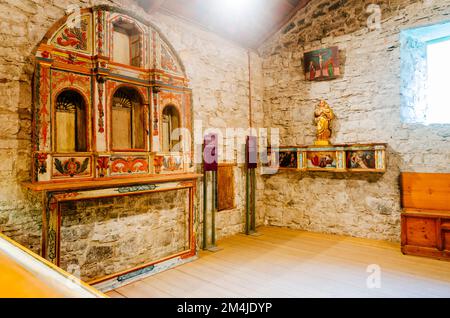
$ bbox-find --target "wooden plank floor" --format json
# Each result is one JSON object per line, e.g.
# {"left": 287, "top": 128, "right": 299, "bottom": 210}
{"left": 107, "top": 227, "right": 450, "bottom": 298}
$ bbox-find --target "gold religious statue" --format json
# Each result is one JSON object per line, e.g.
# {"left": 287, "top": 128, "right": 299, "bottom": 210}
{"left": 314, "top": 100, "right": 335, "bottom": 146}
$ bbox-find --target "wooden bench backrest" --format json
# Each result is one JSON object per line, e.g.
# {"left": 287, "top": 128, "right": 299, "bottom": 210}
{"left": 401, "top": 172, "right": 450, "bottom": 211}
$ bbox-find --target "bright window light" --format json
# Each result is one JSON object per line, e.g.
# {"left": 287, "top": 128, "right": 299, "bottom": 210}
{"left": 426, "top": 39, "right": 450, "bottom": 124}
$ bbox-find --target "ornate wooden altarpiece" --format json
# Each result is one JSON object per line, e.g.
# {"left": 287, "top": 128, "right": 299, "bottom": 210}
{"left": 22, "top": 6, "right": 201, "bottom": 285}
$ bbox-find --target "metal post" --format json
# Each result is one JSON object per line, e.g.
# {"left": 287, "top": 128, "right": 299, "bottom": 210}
{"left": 246, "top": 167, "right": 251, "bottom": 235}
{"left": 211, "top": 171, "right": 216, "bottom": 247}
{"left": 251, "top": 168, "right": 256, "bottom": 233}
{"left": 202, "top": 171, "right": 208, "bottom": 250}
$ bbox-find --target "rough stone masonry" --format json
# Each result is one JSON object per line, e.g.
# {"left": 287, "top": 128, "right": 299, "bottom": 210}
{"left": 60, "top": 190, "right": 190, "bottom": 282}
{"left": 258, "top": 0, "right": 450, "bottom": 241}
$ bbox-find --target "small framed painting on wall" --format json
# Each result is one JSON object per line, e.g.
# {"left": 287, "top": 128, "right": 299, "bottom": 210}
{"left": 304, "top": 46, "right": 340, "bottom": 81}
{"left": 306, "top": 151, "right": 337, "bottom": 170}
{"left": 347, "top": 150, "right": 376, "bottom": 170}
{"left": 279, "top": 150, "right": 298, "bottom": 170}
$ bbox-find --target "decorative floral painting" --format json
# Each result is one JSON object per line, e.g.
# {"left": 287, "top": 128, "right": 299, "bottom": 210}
{"left": 307, "top": 151, "right": 337, "bottom": 169}
{"left": 52, "top": 15, "right": 92, "bottom": 53}
{"left": 52, "top": 157, "right": 91, "bottom": 178}
{"left": 279, "top": 151, "right": 298, "bottom": 169}
{"left": 347, "top": 150, "right": 376, "bottom": 170}
{"left": 304, "top": 47, "right": 340, "bottom": 81}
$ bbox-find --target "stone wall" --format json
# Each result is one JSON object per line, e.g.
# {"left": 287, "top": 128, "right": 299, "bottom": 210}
{"left": 258, "top": 0, "right": 450, "bottom": 241}
{"left": 0, "top": 0, "right": 262, "bottom": 259}
{"left": 60, "top": 190, "right": 189, "bottom": 282}
{"left": 149, "top": 12, "right": 264, "bottom": 240}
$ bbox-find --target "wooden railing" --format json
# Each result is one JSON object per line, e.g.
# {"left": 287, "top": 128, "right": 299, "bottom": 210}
{"left": 0, "top": 233, "right": 105, "bottom": 298}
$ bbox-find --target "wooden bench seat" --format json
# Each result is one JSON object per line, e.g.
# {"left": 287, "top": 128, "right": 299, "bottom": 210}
{"left": 401, "top": 172, "right": 450, "bottom": 261}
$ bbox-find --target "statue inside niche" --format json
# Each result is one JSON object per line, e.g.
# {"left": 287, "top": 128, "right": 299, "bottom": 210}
{"left": 314, "top": 100, "right": 335, "bottom": 146}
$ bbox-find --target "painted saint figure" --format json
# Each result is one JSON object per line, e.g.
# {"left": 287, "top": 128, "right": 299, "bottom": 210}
{"left": 309, "top": 61, "right": 316, "bottom": 81}
{"left": 314, "top": 100, "right": 335, "bottom": 146}
{"left": 327, "top": 61, "right": 334, "bottom": 77}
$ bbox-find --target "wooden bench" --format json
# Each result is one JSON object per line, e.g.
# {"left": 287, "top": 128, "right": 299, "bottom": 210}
{"left": 401, "top": 172, "right": 450, "bottom": 261}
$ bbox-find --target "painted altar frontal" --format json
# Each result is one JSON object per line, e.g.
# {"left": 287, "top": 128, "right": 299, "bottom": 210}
{"left": 263, "top": 144, "right": 387, "bottom": 173}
